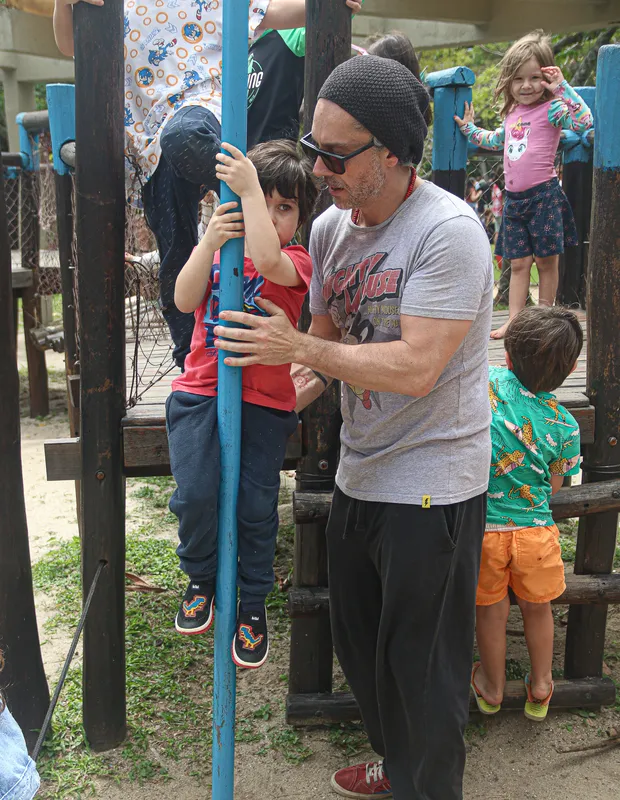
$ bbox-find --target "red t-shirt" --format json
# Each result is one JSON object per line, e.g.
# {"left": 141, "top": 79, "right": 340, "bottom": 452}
{"left": 172, "top": 245, "right": 312, "bottom": 411}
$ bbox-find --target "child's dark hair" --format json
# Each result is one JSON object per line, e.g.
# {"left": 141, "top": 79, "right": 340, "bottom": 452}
{"left": 505, "top": 306, "right": 583, "bottom": 394}
{"left": 365, "top": 32, "right": 433, "bottom": 126}
{"left": 247, "top": 139, "right": 319, "bottom": 228}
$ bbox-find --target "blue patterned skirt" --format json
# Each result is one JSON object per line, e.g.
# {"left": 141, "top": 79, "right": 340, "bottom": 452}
{"left": 496, "top": 177, "right": 578, "bottom": 259}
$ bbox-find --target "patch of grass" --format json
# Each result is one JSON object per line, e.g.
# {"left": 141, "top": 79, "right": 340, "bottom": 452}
{"left": 128, "top": 477, "right": 176, "bottom": 515}
{"left": 328, "top": 723, "right": 367, "bottom": 758}
{"left": 266, "top": 728, "right": 312, "bottom": 765}
{"left": 465, "top": 721, "right": 488, "bottom": 742}
{"left": 35, "top": 467, "right": 302, "bottom": 797}
{"left": 34, "top": 531, "right": 214, "bottom": 798}
{"left": 252, "top": 703, "right": 274, "bottom": 721}
{"left": 559, "top": 532, "right": 577, "bottom": 564}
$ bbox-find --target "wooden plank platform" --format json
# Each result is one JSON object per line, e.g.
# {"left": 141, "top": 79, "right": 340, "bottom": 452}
{"left": 125, "top": 308, "right": 591, "bottom": 428}
{"left": 46, "top": 309, "right": 592, "bottom": 480}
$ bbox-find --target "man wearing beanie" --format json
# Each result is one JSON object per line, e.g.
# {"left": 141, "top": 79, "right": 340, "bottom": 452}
{"left": 214, "top": 55, "right": 493, "bottom": 799}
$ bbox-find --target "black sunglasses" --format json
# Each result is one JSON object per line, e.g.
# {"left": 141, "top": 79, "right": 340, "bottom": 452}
{"left": 300, "top": 132, "right": 376, "bottom": 175}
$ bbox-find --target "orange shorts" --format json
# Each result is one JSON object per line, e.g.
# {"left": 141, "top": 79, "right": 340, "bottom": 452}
{"left": 476, "top": 525, "right": 566, "bottom": 605}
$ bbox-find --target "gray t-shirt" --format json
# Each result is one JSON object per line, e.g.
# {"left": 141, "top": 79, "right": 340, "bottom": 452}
{"left": 309, "top": 180, "right": 494, "bottom": 505}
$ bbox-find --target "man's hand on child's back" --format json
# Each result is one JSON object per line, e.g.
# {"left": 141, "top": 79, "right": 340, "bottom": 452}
{"left": 203, "top": 202, "right": 245, "bottom": 252}
{"left": 215, "top": 143, "right": 262, "bottom": 200}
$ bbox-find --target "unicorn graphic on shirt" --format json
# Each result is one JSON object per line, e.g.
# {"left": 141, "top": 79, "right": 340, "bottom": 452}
{"left": 506, "top": 117, "right": 531, "bottom": 162}
{"left": 148, "top": 38, "right": 178, "bottom": 67}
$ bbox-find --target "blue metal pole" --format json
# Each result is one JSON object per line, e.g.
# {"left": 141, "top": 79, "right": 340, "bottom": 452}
{"left": 212, "top": 3, "right": 248, "bottom": 798}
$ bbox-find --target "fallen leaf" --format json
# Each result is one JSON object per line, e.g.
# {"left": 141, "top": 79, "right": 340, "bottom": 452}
{"left": 125, "top": 572, "right": 165, "bottom": 593}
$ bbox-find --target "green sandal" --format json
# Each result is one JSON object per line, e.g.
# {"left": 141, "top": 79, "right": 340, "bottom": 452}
{"left": 524, "top": 673, "right": 554, "bottom": 721}
{"left": 471, "top": 662, "right": 501, "bottom": 715}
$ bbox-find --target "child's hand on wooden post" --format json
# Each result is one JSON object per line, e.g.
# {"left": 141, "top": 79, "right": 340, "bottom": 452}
{"left": 454, "top": 100, "right": 475, "bottom": 129}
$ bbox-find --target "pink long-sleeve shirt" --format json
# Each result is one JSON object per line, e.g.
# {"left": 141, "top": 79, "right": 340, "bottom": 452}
{"left": 460, "top": 82, "right": 593, "bottom": 193}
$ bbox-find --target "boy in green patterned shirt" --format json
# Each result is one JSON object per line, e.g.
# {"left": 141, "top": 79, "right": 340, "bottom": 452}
{"left": 472, "top": 306, "right": 583, "bottom": 721}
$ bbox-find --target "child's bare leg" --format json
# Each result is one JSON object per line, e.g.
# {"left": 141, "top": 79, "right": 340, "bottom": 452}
{"left": 491, "top": 256, "right": 533, "bottom": 339}
{"left": 535, "top": 254, "right": 559, "bottom": 308}
{"left": 474, "top": 595, "right": 510, "bottom": 705}
{"left": 517, "top": 597, "right": 554, "bottom": 700}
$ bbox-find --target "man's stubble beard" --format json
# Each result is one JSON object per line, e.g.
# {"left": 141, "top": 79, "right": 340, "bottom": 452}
{"left": 326, "top": 156, "right": 386, "bottom": 210}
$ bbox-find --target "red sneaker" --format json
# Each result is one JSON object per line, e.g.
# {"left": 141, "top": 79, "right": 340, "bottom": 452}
{"left": 330, "top": 761, "right": 392, "bottom": 798}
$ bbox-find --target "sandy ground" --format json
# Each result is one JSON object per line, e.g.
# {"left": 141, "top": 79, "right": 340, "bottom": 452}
{"left": 16, "top": 345, "right": 620, "bottom": 800}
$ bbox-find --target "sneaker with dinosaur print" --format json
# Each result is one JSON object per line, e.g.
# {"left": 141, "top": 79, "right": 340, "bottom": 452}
{"left": 175, "top": 580, "right": 214, "bottom": 635}
{"left": 232, "top": 605, "right": 269, "bottom": 669}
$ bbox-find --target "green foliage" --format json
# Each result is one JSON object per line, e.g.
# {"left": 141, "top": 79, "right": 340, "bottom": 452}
{"left": 419, "top": 29, "right": 620, "bottom": 129}
{"left": 328, "top": 723, "right": 368, "bottom": 758}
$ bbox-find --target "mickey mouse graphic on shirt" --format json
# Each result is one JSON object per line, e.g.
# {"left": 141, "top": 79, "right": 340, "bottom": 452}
{"left": 506, "top": 117, "right": 531, "bottom": 162}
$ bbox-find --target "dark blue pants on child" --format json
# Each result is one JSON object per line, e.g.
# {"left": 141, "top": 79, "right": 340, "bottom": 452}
{"left": 166, "top": 391, "right": 298, "bottom": 607}
{"left": 142, "top": 106, "right": 222, "bottom": 369}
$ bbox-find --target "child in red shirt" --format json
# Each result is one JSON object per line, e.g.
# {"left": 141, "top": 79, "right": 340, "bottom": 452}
{"left": 168, "top": 139, "right": 318, "bottom": 668}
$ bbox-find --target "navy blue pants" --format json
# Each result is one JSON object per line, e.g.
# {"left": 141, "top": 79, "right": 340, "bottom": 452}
{"left": 142, "top": 106, "right": 221, "bottom": 369}
{"left": 166, "top": 391, "right": 298, "bottom": 606}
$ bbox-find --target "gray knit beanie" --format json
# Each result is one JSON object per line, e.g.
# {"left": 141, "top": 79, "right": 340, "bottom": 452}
{"left": 318, "top": 55, "right": 429, "bottom": 165}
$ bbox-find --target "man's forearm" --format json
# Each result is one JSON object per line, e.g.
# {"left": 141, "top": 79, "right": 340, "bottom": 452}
{"left": 293, "top": 332, "right": 435, "bottom": 398}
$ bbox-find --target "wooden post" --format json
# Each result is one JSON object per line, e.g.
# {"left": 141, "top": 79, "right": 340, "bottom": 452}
{"left": 73, "top": 0, "right": 126, "bottom": 750}
{"left": 17, "top": 116, "right": 49, "bottom": 418}
{"left": 287, "top": 0, "right": 351, "bottom": 705}
{"left": 425, "top": 67, "right": 475, "bottom": 198}
{"left": 565, "top": 47, "right": 620, "bottom": 680}
{"left": 557, "top": 87, "right": 595, "bottom": 308}
{"left": 0, "top": 163, "right": 50, "bottom": 752}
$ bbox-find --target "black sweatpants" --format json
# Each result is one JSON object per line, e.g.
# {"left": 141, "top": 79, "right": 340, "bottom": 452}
{"left": 327, "top": 486, "right": 486, "bottom": 800}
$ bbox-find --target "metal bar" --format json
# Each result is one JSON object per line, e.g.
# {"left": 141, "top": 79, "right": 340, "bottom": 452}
{"left": 1, "top": 152, "right": 26, "bottom": 167}
{"left": 17, "top": 110, "right": 50, "bottom": 133}
{"left": 31, "top": 561, "right": 105, "bottom": 761}
{"left": 212, "top": 3, "right": 247, "bottom": 798}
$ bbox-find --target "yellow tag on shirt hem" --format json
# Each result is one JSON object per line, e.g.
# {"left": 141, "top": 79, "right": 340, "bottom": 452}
{"left": 422, "top": 495, "right": 431, "bottom": 509}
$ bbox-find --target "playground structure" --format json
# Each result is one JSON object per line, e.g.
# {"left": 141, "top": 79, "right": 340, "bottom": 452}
{"left": 0, "top": 0, "right": 619, "bottom": 770}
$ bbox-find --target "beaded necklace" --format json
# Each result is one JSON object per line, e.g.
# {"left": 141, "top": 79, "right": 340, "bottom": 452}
{"left": 351, "top": 167, "right": 417, "bottom": 226}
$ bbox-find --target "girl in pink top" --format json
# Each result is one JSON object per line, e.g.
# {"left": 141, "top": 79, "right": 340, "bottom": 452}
{"left": 455, "top": 30, "right": 593, "bottom": 338}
